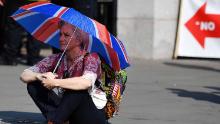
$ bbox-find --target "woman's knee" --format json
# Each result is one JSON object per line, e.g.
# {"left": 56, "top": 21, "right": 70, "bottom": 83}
{"left": 64, "top": 90, "right": 87, "bottom": 97}
{"left": 26, "top": 81, "right": 42, "bottom": 96}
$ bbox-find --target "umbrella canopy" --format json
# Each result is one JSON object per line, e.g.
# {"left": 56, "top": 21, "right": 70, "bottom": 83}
{"left": 11, "top": 1, "right": 129, "bottom": 71}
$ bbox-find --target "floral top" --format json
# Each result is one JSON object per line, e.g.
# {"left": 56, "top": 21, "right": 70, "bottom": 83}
{"left": 28, "top": 52, "right": 102, "bottom": 80}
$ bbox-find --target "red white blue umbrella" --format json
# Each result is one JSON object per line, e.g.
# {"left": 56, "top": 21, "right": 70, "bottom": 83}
{"left": 11, "top": 1, "right": 129, "bottom": 71}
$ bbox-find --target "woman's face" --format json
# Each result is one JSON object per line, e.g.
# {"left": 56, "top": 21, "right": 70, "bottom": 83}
{"left": 59, "top": 23, "right": 80, "bottom": 51}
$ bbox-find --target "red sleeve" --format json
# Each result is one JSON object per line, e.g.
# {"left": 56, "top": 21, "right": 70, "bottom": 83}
{"left": 83, "top": 53, "right": 101, "bottom": 77}
{"left": 28, "top": 54, "right": 60, "bottom": 73}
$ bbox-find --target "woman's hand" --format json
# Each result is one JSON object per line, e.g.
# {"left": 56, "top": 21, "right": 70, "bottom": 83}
{"left": 41, "top": 72, "right": 58, "bottom": 89}
{"left": 42, "top": 72, "right": 58, "bottom": 79}
{"left": 0, "top": 0, "right": 5, "bottom": 6}
{"left": 36, "top": 74, "right": 45, "bottom": 81}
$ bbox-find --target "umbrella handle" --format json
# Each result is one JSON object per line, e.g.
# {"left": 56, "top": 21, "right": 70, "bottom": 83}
{"left": 52, "top": 27, "right": 78, "bottom": 74}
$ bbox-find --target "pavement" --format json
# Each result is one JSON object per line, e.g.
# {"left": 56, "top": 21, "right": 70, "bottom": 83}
{"left": 0, "top": 57, "right": 220, "bottom": 124}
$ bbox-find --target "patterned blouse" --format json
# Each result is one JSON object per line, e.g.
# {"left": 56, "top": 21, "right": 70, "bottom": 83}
{"left": 28, "top": 52, "right": 102, "bottom": 80}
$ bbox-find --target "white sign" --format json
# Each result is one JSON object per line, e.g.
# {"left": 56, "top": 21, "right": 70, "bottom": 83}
{"left": 175, "top": 0, "right": 220, "bottom": 58}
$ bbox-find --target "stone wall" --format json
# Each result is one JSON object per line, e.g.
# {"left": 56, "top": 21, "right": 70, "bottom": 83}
{"left": 117, "top": 0, "right": 180, "bottom": 59}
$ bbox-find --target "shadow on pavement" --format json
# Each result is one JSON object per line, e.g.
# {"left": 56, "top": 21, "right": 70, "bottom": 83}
{"left": 204, "top": 86, "right": 220, "bottom": 94}
{"left": 0, "top": 111, "right": 45, "bottom": 124}
{"left": 164, "top": 62, "right": 220, "bottom": 73}
{"left": 167, "top": 88, "right": 220, "bottom": 104}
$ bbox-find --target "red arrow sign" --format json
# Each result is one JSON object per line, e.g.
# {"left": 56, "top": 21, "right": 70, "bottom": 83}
{"left": 185, "top": 2, "right": 220, "bottom": 48}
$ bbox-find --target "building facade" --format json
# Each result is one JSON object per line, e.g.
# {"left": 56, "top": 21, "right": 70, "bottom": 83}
{"left": 117, "top": 0, "right": 180, "bottom": 59}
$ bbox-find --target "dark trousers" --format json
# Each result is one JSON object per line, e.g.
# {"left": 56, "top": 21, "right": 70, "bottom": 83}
{"left": 27, "top": 81, "right": 106, "bottom": 124}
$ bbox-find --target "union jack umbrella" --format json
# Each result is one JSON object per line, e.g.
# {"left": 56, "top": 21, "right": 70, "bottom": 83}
{"left": 11, "top": 1, "right": 129, "bottom": 71}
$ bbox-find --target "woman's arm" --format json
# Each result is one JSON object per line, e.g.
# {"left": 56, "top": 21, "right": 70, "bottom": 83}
{"left": 42, "top": 76, "right": 92, "bottom": 90}
{"left": 20, "top": 54, "right": 59, "bottom": 84}
{"left": 20, "top": 69, "right": 45, "bottom": 84}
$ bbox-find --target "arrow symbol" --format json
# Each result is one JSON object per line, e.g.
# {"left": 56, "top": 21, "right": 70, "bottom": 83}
{"left": 185, "top": 2, "right": 220, "bottom": 48}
